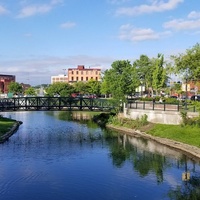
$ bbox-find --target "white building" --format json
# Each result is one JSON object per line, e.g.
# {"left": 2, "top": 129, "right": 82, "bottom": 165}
{"left": 51, "top": 74, "right": 68, "bottom": 84}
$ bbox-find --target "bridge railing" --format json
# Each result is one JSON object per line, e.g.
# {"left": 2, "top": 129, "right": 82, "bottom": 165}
{"left": 0, "top": 97, "right": 117, "bottom": 112}
{"left": 126, "top": 100, "right": 198, "bottom": 112}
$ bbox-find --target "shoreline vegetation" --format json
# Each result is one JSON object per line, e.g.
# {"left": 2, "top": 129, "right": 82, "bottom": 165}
{"left": 93, "top": 112, "right": 200, "bottom": 160}
{"left": 0, "top": 115, "right": 22, "bottom": 143}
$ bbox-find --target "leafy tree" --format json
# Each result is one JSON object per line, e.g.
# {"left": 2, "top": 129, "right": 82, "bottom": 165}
{"left": 102, "top": 60, "right": 140, "bottom": 102}
{"left": 100, "top": 78, "right": 111, "bottom": 98}
{"left": 86, "top": 79, "right": 101, "bottom": 95}
{"left": 171, "top": 43, "right": 200, "bottom": 81}
{"left": 46, "top": 82, "right": 75, "bottom": 97}
{"left": 8, "top": 82, "right": 23, "bottom": 94}
{"left": 152, "top": 54, "right": 168, "bottom": 95}
{"left": 133, "top": 55, "right": 153, "bottom": 95}
{"left": 73, "top": 81, "right": 88, "bottom": 94}
{"left": 25, "top": 87, "right": 37, "bottom": 96}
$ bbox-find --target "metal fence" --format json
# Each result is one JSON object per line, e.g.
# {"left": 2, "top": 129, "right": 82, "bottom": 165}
{"left": 126, "top": 100, "right": 198, "bottom": 112}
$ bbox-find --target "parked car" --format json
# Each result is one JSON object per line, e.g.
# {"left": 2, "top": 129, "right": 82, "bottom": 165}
{"left": 190, "top": 95, "right": 200, "bottom": 101}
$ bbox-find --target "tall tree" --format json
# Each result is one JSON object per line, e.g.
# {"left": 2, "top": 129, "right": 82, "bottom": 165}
{"left": 171, "top": 43, "right": 200, "bottom": 80}
{"left": 102, "top": 60, "right": 140, "bottom": 102}
{"left": 8, "top": 82, "right": 23, "bottom": 94}
{"left": 152, "top": 54, "right": 167, "bottom": 95}
{"left": 133, "top": 55, "right": 152, "bottom": 95}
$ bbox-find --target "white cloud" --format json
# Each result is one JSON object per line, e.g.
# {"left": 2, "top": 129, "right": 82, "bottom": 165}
{"left": 0, "top": 5, "right": 8, "bottom": 15}
{"left": 17, "top": 0, "right": 63, "bottom": 18}
{"left": 118, "top": 24, "right": 171, "bottom": 42}
{"left": 188, "top": 11, "right": 200, "bottom": 19}
{"left": 163, "top": 11, "right": 200, "bottom": 31}
{"left": 60, "top": 22, "right": 76, "bottom": 29}
{"left": 115, "top": 0, "right": 184, "bottom": 16}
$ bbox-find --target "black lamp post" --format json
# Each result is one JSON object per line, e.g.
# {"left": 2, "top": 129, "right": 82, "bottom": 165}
{"left": 185, "top": 69, "right": 188, "bottom": 110}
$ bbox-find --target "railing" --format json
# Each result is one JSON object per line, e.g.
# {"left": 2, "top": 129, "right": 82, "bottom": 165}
{"left": 126, "top": 100, "right": 198, "bottom": 112}
{"left": 0, "top": 97, "right": 117, "bottom": 112}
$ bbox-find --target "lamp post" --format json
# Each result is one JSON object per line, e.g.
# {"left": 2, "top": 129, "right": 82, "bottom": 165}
{"left": 185, "top": 69, "right": 188, "bottom": 110}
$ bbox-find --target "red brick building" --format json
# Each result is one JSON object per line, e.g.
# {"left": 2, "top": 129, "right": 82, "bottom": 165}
{"left": 0, "top": 74, "right": 15, "bottom": 94}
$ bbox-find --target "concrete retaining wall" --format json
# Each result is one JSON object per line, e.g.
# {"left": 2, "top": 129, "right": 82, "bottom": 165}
{"left": 123, "top": 107, "right": 198, "bottom": 125}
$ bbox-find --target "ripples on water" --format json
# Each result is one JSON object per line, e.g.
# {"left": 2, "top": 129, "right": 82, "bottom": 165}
{"left": 0, "top": 111, "right": 200, "bottom": 200}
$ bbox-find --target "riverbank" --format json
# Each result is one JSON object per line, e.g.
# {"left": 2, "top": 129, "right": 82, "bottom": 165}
{"left": 0, "top": 117, "right": 22, "bottom": 143}
{"left": 107, "top": 124, "right": 200, "bottom": 161}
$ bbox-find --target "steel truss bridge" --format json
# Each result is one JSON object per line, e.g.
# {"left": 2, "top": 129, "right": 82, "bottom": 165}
{"left": 0, "top": 97, "right": 117, "bottom": 112}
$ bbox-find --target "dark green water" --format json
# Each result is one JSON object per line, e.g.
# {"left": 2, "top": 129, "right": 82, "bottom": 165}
{"left": 0, "top": 111, "right": 200, "bottom": 200}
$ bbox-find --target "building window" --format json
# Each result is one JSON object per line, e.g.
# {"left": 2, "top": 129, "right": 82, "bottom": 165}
{"left": 96, "top": 77, "right": 98, "bottom": 81}
{"left": 72, "top": 77, "right": 74, "bottom": 81}
{"left": 76, "top": 77, "right": 78, "bottom": 81}
{"left": 76, "top": 71, "right": 78, "bottom": 75}
{"left": 72, "top": 71, "right": 74, "bottom": 75}
{"left": 81, "top": 77, "right": 83, "bottom": 81}
{"left": 86, "top": 77, "right": 88, "bottom": 81}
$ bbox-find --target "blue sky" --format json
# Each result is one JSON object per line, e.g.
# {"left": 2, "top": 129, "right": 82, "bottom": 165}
{"left": 0, "top": 0, "right": 200, "bottom": 86}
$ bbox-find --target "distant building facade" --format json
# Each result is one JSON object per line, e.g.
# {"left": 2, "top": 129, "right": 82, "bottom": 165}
{"left": 51, "top": 74, "right": 68, "bottom": 84}
{"left": 0, "top": 74, "right": 15, "bottom": 94}
{"left": 68, "top": 65, "right": 101, "bottom": 83}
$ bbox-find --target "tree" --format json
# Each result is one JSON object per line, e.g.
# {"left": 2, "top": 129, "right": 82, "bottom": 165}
{"left": 152, "top": 54, "right": 168, "bottom": 95}
{"left": 86, "top": 79, "right": 101, "bottom": 95}
{"left": 73, "top": 81, "right": 88, "bottom": 94}
{"left": 8, "top": 82, "right": 23, "bottom": 94}
{"left": 25, "top": 87, "right": 37, "bottom": 96}
{"left": 46, "top": 82, "right": 75, "bottom": 97}
{"left": 171, "top": 43, "right": 200, "bottom": 81}
{"left": 102, "top": 60, "right": 140, "bottom": 102}
{"left": 133, "top": 55, "right": 152, "bottom": 95}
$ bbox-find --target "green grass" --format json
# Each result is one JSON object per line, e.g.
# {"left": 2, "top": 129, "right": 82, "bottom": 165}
{"left": 146, "top": 124, "right": 200, "bottom": 148}
{"left": 0, "top": 117, "right": 16, "bottom": 137}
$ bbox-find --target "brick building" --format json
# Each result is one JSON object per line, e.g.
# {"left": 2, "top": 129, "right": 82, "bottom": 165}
{"left": 68, "top": 65, "right": 101, "bottom": 83}
{"left": 0, "top": 74, "right": 15, "bottom": 94}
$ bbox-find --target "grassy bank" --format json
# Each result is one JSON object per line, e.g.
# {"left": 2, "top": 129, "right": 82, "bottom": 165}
{"left": 0, "top": 116, "right": 16, "bottom": 137}
{"left": 107, "top": 114, "right": 200, "bottom": 148}
{"left": 146, "top": 124, "right": 200, "bottom": 148}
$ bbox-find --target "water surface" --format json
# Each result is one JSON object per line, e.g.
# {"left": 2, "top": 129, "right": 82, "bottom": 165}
{"left": 0, "top": 111, "right": 200, "bottom": 200}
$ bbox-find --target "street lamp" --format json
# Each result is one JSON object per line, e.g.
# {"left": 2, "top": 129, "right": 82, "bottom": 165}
{"left": 185, "top": 69, "right": 189, "bottom": 110}
{"left": 63, "top": 69, "right": 66, "bottom": 76}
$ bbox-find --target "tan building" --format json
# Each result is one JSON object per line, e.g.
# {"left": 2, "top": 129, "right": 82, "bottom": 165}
{"left": 0, "top": 74, "right": 15, "bottom": 94}
{"left": 51, "top": 74, "right": 68, "bottom": 84}
{"left": 68, "top": 65, "right": 101, "bottom": 83}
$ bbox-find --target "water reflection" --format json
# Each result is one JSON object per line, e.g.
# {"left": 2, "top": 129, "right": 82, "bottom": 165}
{"left": 1, "top": 111, "right": 200, "bottom": 200}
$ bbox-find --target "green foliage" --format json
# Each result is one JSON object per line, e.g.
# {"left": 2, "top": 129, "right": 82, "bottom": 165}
{"left": 25, "top": 87, "right": 36, "bottom": 96}
{"left": 86, "top": 79, "right": 101, "bottom": 95}
{"left": 8, "top": 82, "right": 23, "bottom": 94}
{"left": 46, "top": 82, "right": 75, "bottom": 97}
{"left": 102, "top": 60, "right": 140, "bottom": 102}
{"left": 108, "top": 114, "right": 148, "bottom": 129}
{"left": 73, "top": 81, "right": 88, "bottom": 94}
{"left": 171, "top": 43, "right": 200, "bottom": 80}
{"left": 152, "top": 54, "right": 168, "bottom": 94}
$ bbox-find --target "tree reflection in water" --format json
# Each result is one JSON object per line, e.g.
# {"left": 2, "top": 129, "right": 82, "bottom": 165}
{"left": 107, "top": 130, "right": 200, "bottom": 199}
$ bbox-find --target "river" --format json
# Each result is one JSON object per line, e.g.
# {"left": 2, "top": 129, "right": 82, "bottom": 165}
{"left": 0, "top": 111, "right": 200, "bottom": 200}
